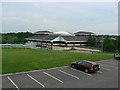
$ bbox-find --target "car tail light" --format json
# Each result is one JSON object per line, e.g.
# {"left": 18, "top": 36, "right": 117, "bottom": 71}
{"left": 90, "top": 66, "right": 93, "bottom": 70}
{"left": 94, "top": 67, "right": 98, "bottom": 69}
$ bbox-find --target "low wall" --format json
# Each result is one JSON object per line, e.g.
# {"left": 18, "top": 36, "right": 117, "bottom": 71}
{"left": 74, "top": 47, "right": 101, "bottom": 52}
{"left": 52, "top": 46, "right": 72, "bottom": 51}
{"left": 52, "top": 46, "right": 101, "bottom": 52}
{"left": 1, "top": 44, "right": 26, "bottom": 48}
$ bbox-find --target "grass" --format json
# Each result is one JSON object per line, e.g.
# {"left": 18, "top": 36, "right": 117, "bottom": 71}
{"left": 2, "top": 48, "right": 114, "bottom": 74}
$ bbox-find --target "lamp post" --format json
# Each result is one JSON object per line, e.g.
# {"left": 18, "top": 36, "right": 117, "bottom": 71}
{"left": 102, "top": 40, "right": 104, "bottom": 52}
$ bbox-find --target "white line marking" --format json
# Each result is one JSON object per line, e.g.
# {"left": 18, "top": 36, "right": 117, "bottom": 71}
{"left": 103, "top": 62, "right": 118, "bottom": 65}
{"left": 96, "top": 60, "right": 118, "bottom": 65}
{"left": 59, "top": 66, "right": 69, "bottom": 68}
{"left": 58, "top": 70, "right": 79, "bottom": 79}
{"left": 27, "top": 74, "right": 45, "bottom": 87}
{"left": 7, "top": 77, "right": 20, "bottom": 90}
{"left": 99, "top": 63, "right": 117, "bottom": 69}
{"left": 70, "top": 68, "right": 92, "bottom": 76}
{"left": 100, "top": 67, "right": 111, "bottom": 71}
{"left": 43, "top": 72, "right": 63, "bottom": 83}
{"left": 47, "top": 66, "right": 69, "bottom": 70}
{"left": 97, "top": 71, "right": 103, "bottom": 73}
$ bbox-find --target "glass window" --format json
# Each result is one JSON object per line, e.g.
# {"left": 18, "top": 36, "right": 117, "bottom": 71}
{"left": 78, "top": 62, "right": 83, "bottom": 64}
{"left": 93, "top": 64, "right": 99, "bottom": 68}
{"left": 86, "top": 63, "right": 92, "bottom": 67}
{"left": 82, "top": 62, "right": 87, "bottom": 65}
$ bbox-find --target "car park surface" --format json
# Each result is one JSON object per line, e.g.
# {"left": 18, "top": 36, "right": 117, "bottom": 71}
{"left": 2, "top": 59, "right": 118, "bottom": 89}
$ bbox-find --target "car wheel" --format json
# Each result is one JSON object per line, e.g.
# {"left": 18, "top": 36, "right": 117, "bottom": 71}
{"left": 85, "top": 69, "right": 88, "bottom": 73}
{"left": 71, "top": 64, "right": 75, "bottom": 68}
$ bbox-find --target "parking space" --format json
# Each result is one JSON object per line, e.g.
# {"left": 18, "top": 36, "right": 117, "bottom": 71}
{"left": 2, "top": 76, "right": 16, "bottom": 89}
{"left": 2, "top": 59, "right": 118, "bottom": 89}
{"left": 97, "top": 60, "right": 118, "bottom": 70}
{"left": 44, "top": 68, "right": 79, "bottom": 82}
{"left": 28, "top": 70, "right": 63, "bottom": 86}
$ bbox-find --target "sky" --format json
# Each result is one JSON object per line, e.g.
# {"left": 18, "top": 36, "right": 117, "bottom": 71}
{"left": 1, "top": 2, "right": 118, "bottom": 35}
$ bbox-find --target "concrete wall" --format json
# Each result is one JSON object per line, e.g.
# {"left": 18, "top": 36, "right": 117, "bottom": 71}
{"left": 52, "top": 46, "right": 72, "bottom": 51}
{"left": 52, "top": 46, "right": 101, "bottom": 52}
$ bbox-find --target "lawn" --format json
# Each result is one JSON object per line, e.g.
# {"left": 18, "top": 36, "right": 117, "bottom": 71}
{"left": 2, "top": 48, "right": 114, "bottom": 74}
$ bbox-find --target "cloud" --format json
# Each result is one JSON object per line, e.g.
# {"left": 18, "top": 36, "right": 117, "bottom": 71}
{"left": 84, "top": 23, "right": 118, "bottom": 35}
{"left": 23, "top": 14, "right": 43, "bottom": 22}
{"left": 2, "top": 16, "right": 118, "bottom": 35}
{"left": 2, "top": 2, "right": 118, "bottom": 35}
{"left": 3, "top": 17, "right": 22, "bottom": 21}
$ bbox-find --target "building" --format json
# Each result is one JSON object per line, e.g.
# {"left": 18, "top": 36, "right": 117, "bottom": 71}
{"left": 26, "top": 31, "right": 95, "bottom": 49}
{"left": 74, "top": 31, "right": 95, "bottom": 36}
{"left": 34, "top": 31, "right": 53, "bottom": 35}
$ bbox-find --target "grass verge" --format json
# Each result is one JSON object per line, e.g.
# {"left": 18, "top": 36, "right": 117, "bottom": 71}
{"left": 2, "top": 48, "right": 114, "bottom": 74}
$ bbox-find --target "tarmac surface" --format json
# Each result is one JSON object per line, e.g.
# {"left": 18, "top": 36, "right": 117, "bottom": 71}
{"left": 2, "top": 59, "right": 119, "bottom": 89}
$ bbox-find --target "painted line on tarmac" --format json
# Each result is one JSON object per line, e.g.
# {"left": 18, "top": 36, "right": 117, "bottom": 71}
{"left": 58, "top": 70, "right": 79, "bottom": 79}
{"left": 43, "top": 72, "right": 63, "bottom": 83}
{"left": 46, "top": 66, "right": 69, "bottom": 70}
{"left": 27, "top": 74, "right": 45, "bottom": 87}
{"left": 7, "top": 76, "right": 20, "bottom": 90}
{"left": 100, "top": 67, "right": 111, "bottom": 71}
{"left": 95, "top": 59, "right": 113, "bottom": 63}
{"left": 103, "top": 62, "right": 118, "bottom": 66}
{"left": 97, "top": 60, "right": 117, "bottom": 65}
{"left": 70, "top": 68, "right": 92, "bottom": 76}
{"left": 97, "top": 71, "right": 103, "bottom": 74}
{"left": 98, "top": 63, "right": 117, "bottom": 69}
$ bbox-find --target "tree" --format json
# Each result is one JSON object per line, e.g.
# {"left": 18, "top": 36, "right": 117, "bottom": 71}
{"left": 1, "top": 32, "right": 33, "bottom": 44}
{"left": 87, "top": 36, "right": 97, "bottom": 47}
{"left": 103, "top": 36, "right": 116, "bottom": 52}
{"left": 116, "top": 36, "right": 120, "bottom": 52}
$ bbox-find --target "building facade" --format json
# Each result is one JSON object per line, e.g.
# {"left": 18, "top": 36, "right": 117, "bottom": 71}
{"left": 26, "top": 31, "right": 95, "bottom": 49}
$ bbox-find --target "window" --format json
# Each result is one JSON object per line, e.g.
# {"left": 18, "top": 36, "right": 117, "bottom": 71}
{"left": 86, "top": 63, "right": 92, "bottom": 67}
{"left": 93, "top": 64, "right": 99, "bottom": 68}
{"left": 78, "top": 62, "right": 83, "bottom": 64}
{"left": 81, "top": 62, "right": 87, "bottom": 65}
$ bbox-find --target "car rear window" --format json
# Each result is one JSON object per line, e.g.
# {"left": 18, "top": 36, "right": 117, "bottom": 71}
{"left": 93, "top": 64, "right": 99, "bottom": 67}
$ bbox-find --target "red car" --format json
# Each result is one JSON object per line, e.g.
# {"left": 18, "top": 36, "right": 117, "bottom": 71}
{"left": 115, "top": 55, "right": 120, "bottom": 60}
{"left": 71, "top": 60, "right": 100, "bottom": 73}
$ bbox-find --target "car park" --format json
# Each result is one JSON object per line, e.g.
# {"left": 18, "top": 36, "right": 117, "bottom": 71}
{"left": 115, "top": 55, "right": 120, "bottom": 60}
{"left": 71, "top": 60, "right": 100, "bottom": 73}
{"left": 2, "top": 59, "right": 118, "bottom": 88}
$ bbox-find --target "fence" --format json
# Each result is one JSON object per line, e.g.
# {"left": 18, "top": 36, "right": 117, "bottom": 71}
{"left": 0, "top": 44, "right": 26, "bottom": 48}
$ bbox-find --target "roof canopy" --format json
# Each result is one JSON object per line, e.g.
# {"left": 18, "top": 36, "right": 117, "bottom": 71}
{"left": 34, "top": 31, "right": 53, "bottom": 34}
{"left": 74, "top": 31, "right": 95, "bottom": 35}
{"left": 53, "top": 31, "right": 72, "bottom": 36}
{"left": 27, "top": 35, "right": 88, "bottom": 42}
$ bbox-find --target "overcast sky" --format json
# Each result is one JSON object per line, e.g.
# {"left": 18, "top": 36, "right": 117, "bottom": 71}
{"left": 1, "top": 2, "right": 118, "bottom": 35}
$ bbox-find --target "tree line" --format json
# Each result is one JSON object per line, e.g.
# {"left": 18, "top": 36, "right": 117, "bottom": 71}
{"left": 0, "top": 32, "right": 120, "bottom": 52}
{"left": 87, "top": 35, "right": 120, "bottom": 53}
{"left": 1, "top": 32, "right": 33, "bottom": 44}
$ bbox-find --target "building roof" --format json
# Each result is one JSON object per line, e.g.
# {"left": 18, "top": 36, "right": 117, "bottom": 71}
{"left": 53, "top": 31, "right": 72, "bottom": 36}
{"left": 27, "top": 35, "right": 59, "bottom": 41}
{"left": 62, "top": 36, "right": 89, "bottom": 41}
{"left": 74, "top": 31, "right": 95, "bottom": 35}
{"left": 27, "top": 34, "right": 89, "bottom": 42}
{"left": 34, "top": 31, "right": 53, "bottom": 34}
